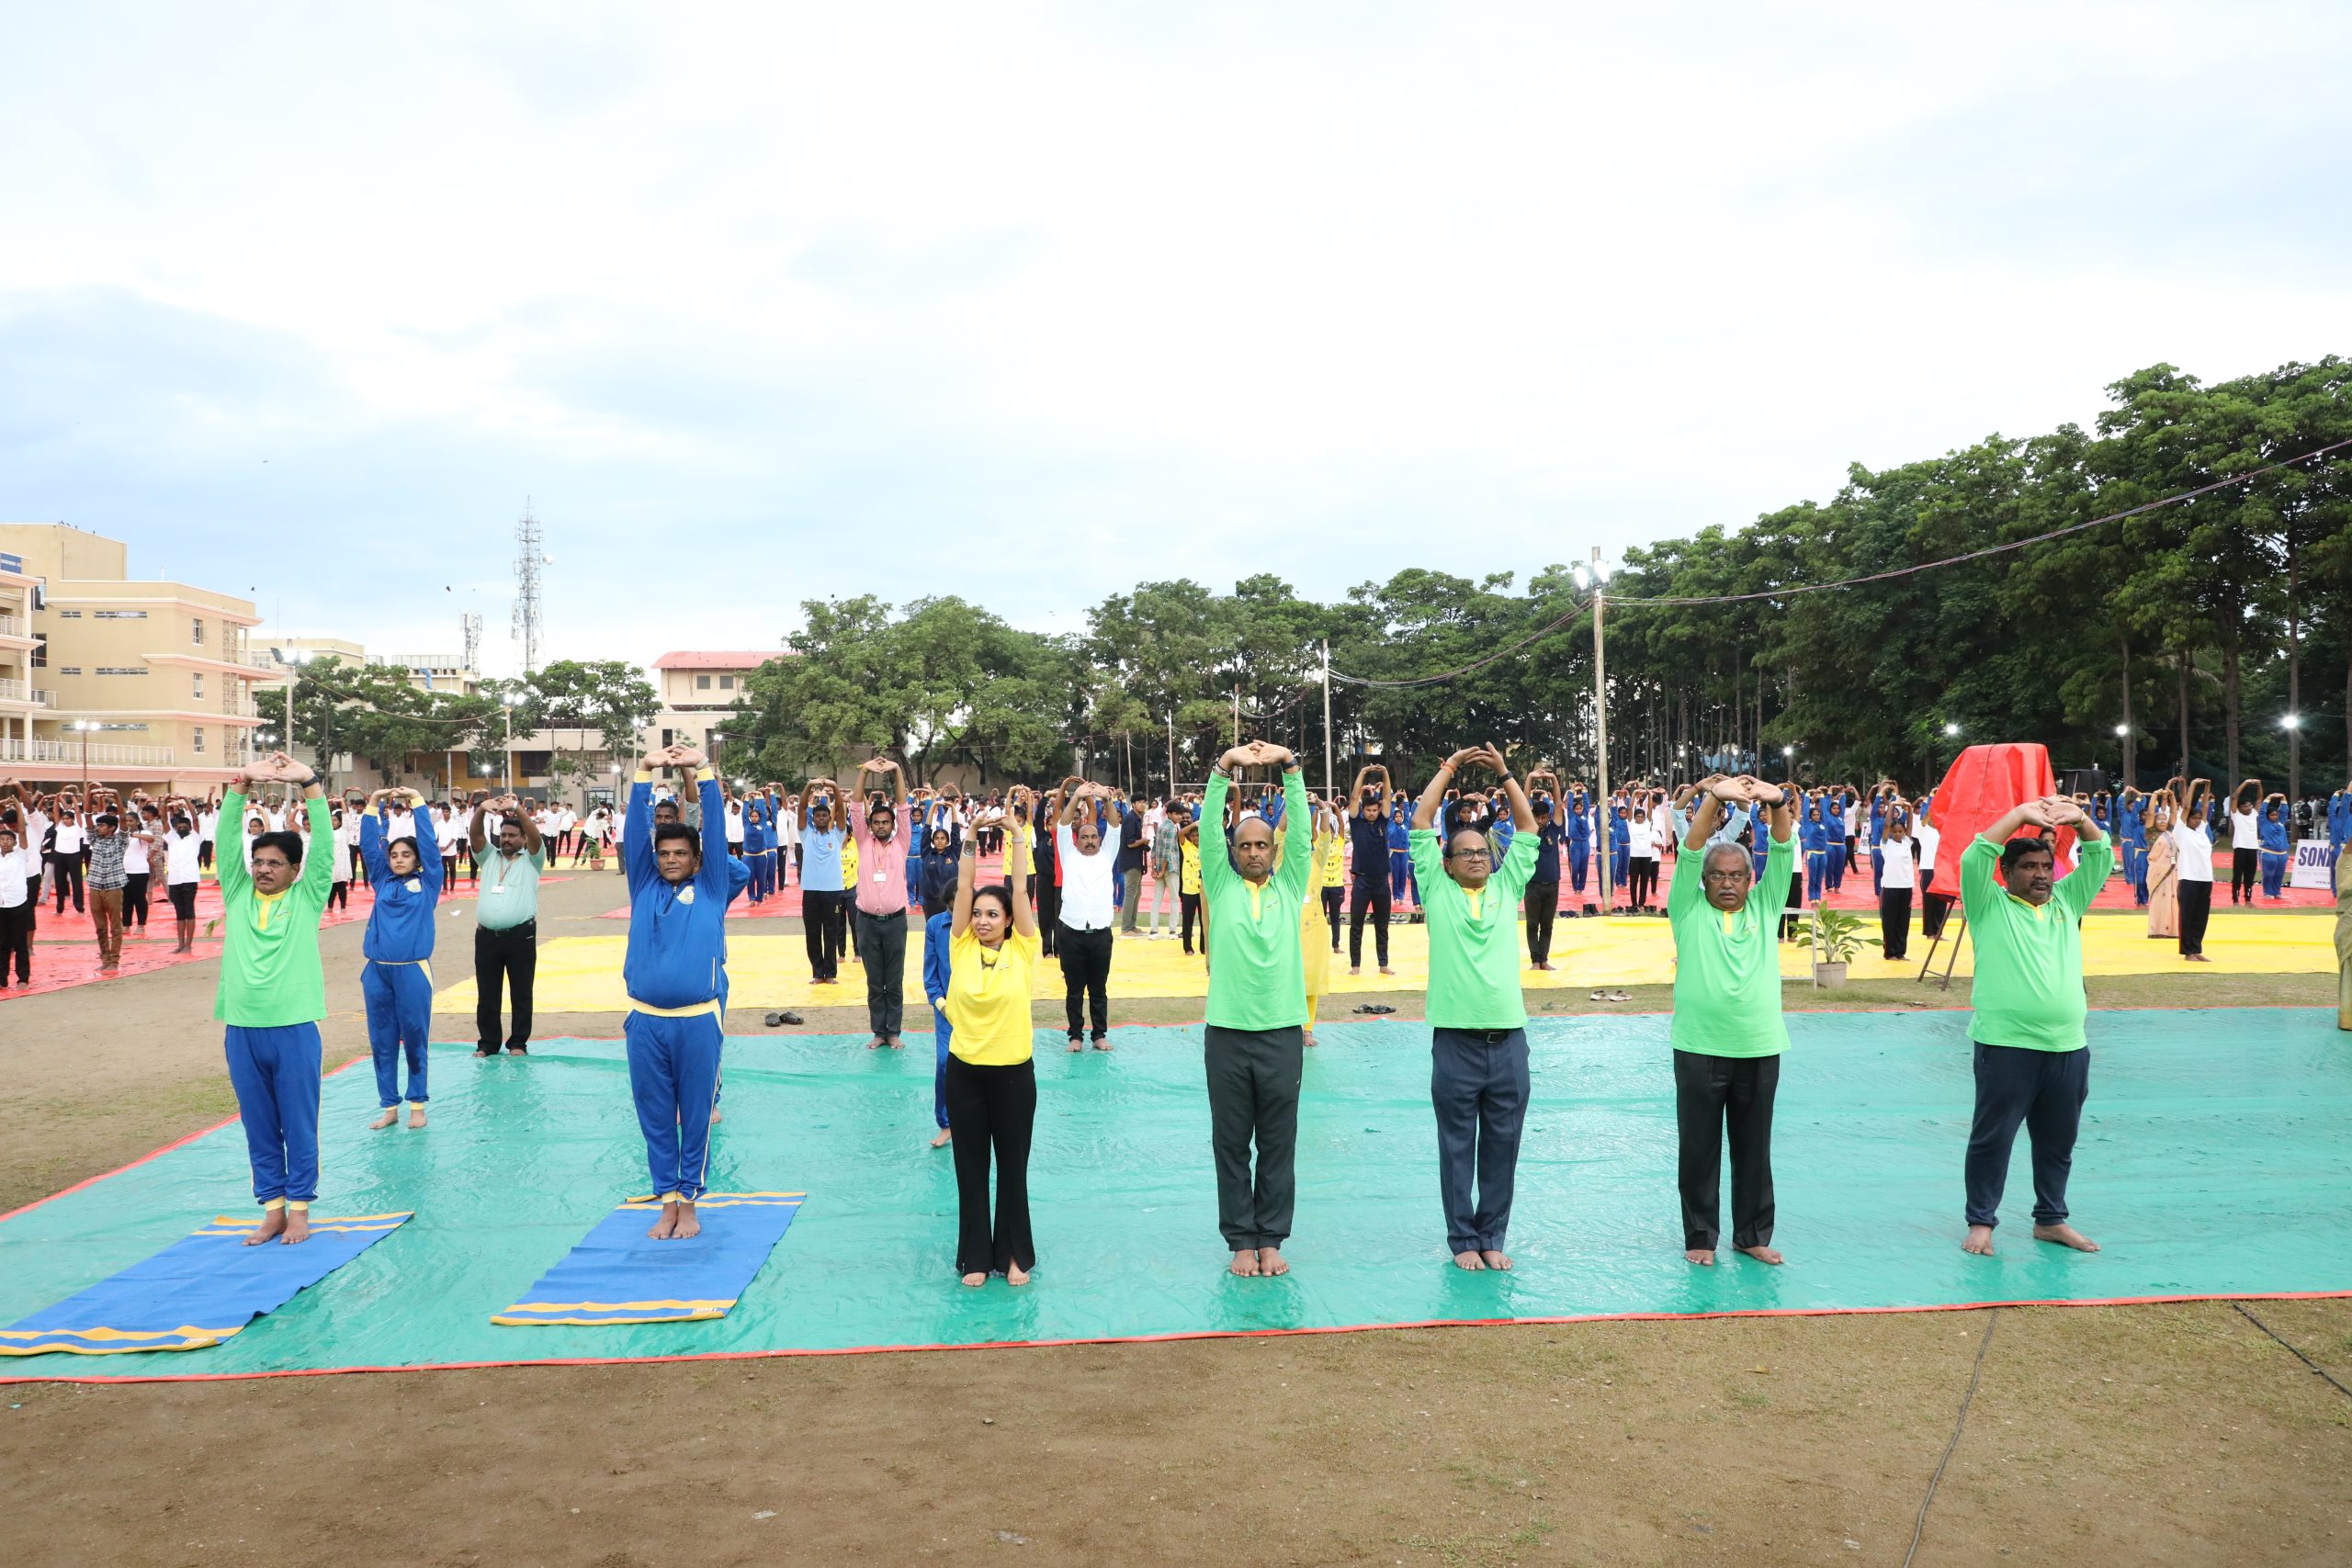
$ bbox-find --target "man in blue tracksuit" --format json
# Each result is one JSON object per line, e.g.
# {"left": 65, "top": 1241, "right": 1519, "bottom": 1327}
{"left": 1387, "top": 800, "right": 1416, "bottom": 909}
{"left": 360, "top": 785, "right": 440, "bottom": 1131}
{"left": 2329, "top": 786, "right": 2351, "bottom": 890}
{"left": 623, "top": 743, "right": 750, "bottom": 1241}
{"left": 741, "top": 793, "right": 773, "bottom": 904}
{"left": 921, "top": 904, "right": 954, "bottom": 1149}
{"left": 1565, "top": 787, "right": 1591, "bottom": 900}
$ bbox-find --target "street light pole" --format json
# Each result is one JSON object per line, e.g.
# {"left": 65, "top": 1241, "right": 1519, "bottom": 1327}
{"left": 1320, "top": 639, "right": 1334, "bottom": 800}
{"left": 78, "top": 719, "right": 91, "bottom": 795}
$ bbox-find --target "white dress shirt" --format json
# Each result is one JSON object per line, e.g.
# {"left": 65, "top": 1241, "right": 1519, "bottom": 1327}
{"left": 1055, "top": 823, "right": 1119, "bottom": 930}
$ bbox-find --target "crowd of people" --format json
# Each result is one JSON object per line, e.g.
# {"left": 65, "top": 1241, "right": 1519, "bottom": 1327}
{"left": 169, "top": 743, "right": 2348, "bottom": 1295}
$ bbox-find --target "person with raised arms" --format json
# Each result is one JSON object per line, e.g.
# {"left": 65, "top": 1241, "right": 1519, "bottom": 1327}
{"left": 941, "top": 789, "right": 1043, "bottom": 1285}
{"left": 1410, "top": 744, "right": 1542, "bottom": 1270}
{"left": 1668, "top": 773, "right": 1797, "bottom": 1267}
{"left": 1200, "top": 739, "right": 1313, "bottom": 1278}
{"left": 213, "top": 751, "right": 335, "bottom": 1246}
{"left": 622, "top": 743, "right": 751, "bottom": 1241}
{"left": 1959, "top": 794, "right": 2110, "bottom": 1258}
{"left": 359, "top": 785, "right": 441, "bottom": 1131}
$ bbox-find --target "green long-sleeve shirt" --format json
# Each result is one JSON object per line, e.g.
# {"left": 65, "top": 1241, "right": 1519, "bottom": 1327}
{"left": 1961, "top": 829, "right": 2112, "bottom": 1052}
{"left": 212, "top": 789, "right": 335, "bottom": 1028}
{"left": 1409, "top": 824, "right": 1541, "bottom": 1030}
{"left": 1201, "top": 768, "right": 1312, "bottom": 1031}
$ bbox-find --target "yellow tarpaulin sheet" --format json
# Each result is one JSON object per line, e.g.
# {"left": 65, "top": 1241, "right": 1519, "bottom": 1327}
{"left": 433, "top": 912, "right": 2338, "bottom": 1014}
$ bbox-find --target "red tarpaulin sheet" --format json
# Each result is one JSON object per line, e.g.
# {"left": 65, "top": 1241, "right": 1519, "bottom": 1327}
{"left": 1928, "top": 742, "right": 2075, "bottom": 890}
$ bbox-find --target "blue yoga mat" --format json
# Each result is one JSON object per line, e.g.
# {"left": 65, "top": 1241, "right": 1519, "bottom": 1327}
{"left": 493, "top": 1192, "right": 806, "bottom": 1326}
{"left": 0, "top": 1212, "right": 413, "bottom": 1356}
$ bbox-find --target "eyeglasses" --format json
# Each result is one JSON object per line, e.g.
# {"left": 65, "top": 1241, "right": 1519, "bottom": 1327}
{"left": 1701, "top": 870, "right": 1751, "bottom": 884}
{"left": 1444, "top": 846, "right": 1491, "bottom": 861}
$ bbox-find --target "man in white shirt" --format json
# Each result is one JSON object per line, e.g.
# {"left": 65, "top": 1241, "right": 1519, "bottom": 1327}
{"left": 1055, "top": 779, "right": 1123, "bottom": 1052}
{"left": 163, "top": 807, "right": 206, "bottom": 952}
{"left": 435, "top": 805, "right": 466, "bottom": 892}
{"left": 46, "top": 807, "right": 87, "bottom": 915}
{"left": 0, "top": 819, "right": 34, "bottom": 986}
{"left": 1916, "top": 810, "right": 1948, "bottom": 938}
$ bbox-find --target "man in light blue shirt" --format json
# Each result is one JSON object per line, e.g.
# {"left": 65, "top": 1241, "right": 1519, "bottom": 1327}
{"left": 469, "top": 793, "right": 545, "bottom": 1056}
{"left": 799, "top": 780, "right": 851, "bottom": 985}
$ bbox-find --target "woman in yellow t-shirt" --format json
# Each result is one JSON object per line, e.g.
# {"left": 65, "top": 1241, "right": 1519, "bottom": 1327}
{"left": 943, "top": 786, "right": 1042, "bottom": 1287}
{"left": 1299, "top": 802, "right": 1345, "bottom": 1045}
{"left": 1178, "top": 814, "right": 1204, "bottom": 957}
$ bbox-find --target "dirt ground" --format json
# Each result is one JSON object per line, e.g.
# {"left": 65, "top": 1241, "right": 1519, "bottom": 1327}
{"left": 3, "top": 874, "right": 2348, "bottom": 1568}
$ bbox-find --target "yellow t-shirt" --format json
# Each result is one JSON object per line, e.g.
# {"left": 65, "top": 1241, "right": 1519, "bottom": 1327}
{"left": 1317, "top": 833, "right": 1345, "bottom": 889}
{"left": 945, "top": 927, "right": 1039, "bottom": 1066}
{"left": 842, "top": 835, "right": 860, "bottom": 880}
{"left": 1180, "top": 838, "right": 1203, "bottom": 895}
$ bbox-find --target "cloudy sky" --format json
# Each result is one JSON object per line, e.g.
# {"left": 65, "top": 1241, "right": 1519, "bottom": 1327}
{"left": 4, "top": 3, "right": 2346, "bottom": 675}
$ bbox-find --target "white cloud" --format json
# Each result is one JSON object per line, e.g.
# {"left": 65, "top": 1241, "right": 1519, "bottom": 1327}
{"left": 2, "top": 2, "right": 2346, "bottom": 673}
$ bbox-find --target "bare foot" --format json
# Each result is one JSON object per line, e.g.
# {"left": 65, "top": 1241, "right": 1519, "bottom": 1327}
{"left": 1229, "top": 1249, "right": 1261, "bottom": 1277}
{"left": 1684, "top": 1247, "right": 1715, "bottom": 1267}
{"left": 2033, "top": 1223, "right": 2099, "bottom": 1252}
{"left": 646, "top": 1201, "right": 681, "bottom": 1240}
{"left": 672, "top": 1201, "right": 701, "bottom": 1240}
{"left": 1736, "top": 1244, "right": 1783, "bottom": 1265}
{"left": 961, "top": 1270, "right": 987, "bottom": 1287}
{"left": 1480, "top": 1249, "right": 1513, "bottom": 1270}
{"left": 1533, "top": 962, "right": 1556, "bottom": 972}
{"left": 368, "top": 1108, "right": 397, "bottom": 1130}
{"left": 711, "top": 1106, "right": 723, "bottom": 1124}
{"left": 867, "top": 1035, "right": 888, "bottom": 1050}
{"left": 888, "top": 1036, "right": 904, "bottom": 1050}
{"left": 1379, "top": 966, "right": 1396, "bottom": 976}
{"left": 245, "top": 1206, "right": 288, "bottom": 1247}
{"left": 2186, "top": 953, "right": 2211, "bottom": 963}
{"left": 1348, "top": 967, "right": 1362, "bottom": 977}
{"left": 1962, "top": 1224, "right": 1996, "bottom": 1256}
{"left": 1453, "top": 1249, "right": 1486, "bottom": 1270}
{"left": 281, "top": 1207, "right": 311, "bottom": 1245}
{"left": 1068, "top": 1037, "right": 1084, "bottom": 1053}
{"left": 1091, "top": 1038, "right": 1112, "bottom": 1051}
{"left": 408, "top": 1105, "right": 427, "bottom": 1129}
{"left": 1257, "top": 1247, "right": 1290, "bottom": 1277}
{"left": 1304, "top": 1031, "right": 1317, "bottom": 1048}
{"left": 930, "top": 1128, "right": 952, "bottom": 1148}
{"left": 1007, "top": 1263, "right": 1031, "bottom": 1286}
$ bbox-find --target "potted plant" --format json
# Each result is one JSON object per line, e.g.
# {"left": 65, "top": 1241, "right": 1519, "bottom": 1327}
{"left": 1807, "top": 906, "right": 1874, "bottom": 987}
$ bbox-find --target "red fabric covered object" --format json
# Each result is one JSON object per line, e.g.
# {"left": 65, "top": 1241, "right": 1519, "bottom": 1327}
{"left": 1927, "top": 743, "right": 2074, "bottom": 889}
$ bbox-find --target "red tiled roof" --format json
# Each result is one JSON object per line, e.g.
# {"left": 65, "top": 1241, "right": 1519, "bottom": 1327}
{"left": 652, "top": 650, "right": 791, "bottom": 671}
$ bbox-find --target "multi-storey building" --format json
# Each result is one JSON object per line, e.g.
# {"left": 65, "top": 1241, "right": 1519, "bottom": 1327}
{"left": 0, "top": 523, "right": 277, "bottom": 790}
{"left": 642, "top": 650, "right": 785, "bottom": 759}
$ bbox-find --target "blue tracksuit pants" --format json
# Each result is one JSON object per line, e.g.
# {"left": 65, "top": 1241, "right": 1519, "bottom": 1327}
{"left": 1389, "top": 851, "right": 1414, "bottom": 904}
{"left": 1805, "top": 851, "right": 1826, "bottom": 903}
{"left": 625, "top": 1010, "right": 724, "bottom": 1201}
{"left": 224, "top": 1022, "right": 322, "bottom": 1204}
{"left": 933, "top": 1005, "right": 953, "bottom": 1131}
{"left": 2259, "top": 850, "right": 2287, "bottom": 898}
{"left": 1826, "top": 842, "right": 1847, "bottom": 891}
{"left": 362, "top": 959, "right": 433, "bottom": 1107}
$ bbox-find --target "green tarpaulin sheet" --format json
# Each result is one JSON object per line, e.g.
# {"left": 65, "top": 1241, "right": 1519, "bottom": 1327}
{"left": 4, "top": 1008, "right": 2347, "bottom": 1380}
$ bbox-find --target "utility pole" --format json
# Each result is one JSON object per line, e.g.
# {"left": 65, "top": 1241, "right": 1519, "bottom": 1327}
{"left": 1231, "top": 686, "right": 1240, "bottom": 746}
{"left": 1166, "top": 712, "right": 1177, "bottom": 796}
{"left": 513, "top": 500, "right": 547, "bottom": 677}
{"left": 1320, "top": 640, "right": 1334, "bottom": 799}
{"left": 1589, "top": 547, "right": 1611, "bottom": 916}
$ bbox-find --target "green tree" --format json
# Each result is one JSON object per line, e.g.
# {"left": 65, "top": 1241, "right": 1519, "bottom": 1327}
{"left": 519, "top": 659, "right": 662, "bottom": 791}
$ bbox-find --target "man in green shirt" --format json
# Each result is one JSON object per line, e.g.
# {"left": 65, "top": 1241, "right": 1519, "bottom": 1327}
{"left": 1668, "top": 774, "right": 1796, "bottom": 1267}
{"left": 1962, "top": 795, "right": 2109, "bottom": 1257}
{"left": 1200, "top": 740, "right": 1312, "bottom": 1278}
{"left": 1408, "top": 744, "right": 1541, "bottom": 1271}
{"left": 213, "top": 751, "right": 335, "bottom": 1247}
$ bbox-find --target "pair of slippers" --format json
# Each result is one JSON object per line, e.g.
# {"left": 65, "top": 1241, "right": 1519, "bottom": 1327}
{"left": 1351, "top": 1004, "right": 1396, "bottom": 1016}
{"left": 1588, "top": 989, "right": 1633, "bottom": 1003}
{"left": 761, "top": 1011, "right": 805, "bottom": 1027}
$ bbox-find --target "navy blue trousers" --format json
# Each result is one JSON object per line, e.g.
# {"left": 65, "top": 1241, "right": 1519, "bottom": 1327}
{"left": 1964, "top": 1042, "right": 2088, "bottom": 1228}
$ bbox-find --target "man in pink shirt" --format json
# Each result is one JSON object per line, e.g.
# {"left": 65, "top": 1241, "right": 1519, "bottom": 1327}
{"left": 851, "top": 757, "right": 913, "bottom": 1050}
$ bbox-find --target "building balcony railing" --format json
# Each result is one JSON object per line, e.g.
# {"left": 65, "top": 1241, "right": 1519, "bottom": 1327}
{"left": 0, "top": 614, "right": 31, "bottom": 639}
{"left": 0, "top": 738, "right": 177, "bottom": 768}
{"left": 0, "top": 677, "right": 54, "bottom": 705}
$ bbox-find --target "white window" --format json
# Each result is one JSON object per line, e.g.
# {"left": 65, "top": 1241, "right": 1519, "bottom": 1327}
{"left": 93, "top": 609, "right": 147, "bottom": 620}
{"left": 193, "top": 726, "right": 206, "bottom": 754}
{"left": 192, "top": 619, "right": 205, "bottom": 645}
{"left": 58, "top": 609, "right": 81, "bottom": 619}
{"left": 96, "top": 667, "right": 148, "bottom": 676}
{"left": 193, "top": 672, "right": 204, "bottom": 699}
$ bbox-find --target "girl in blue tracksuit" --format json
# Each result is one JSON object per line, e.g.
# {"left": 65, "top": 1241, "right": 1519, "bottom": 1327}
{"left": 1801, "top": 796, "right": 1829, "bottom": 904}
{"left": 360, "top": 787, "right": 441, "bottom": 1130}
{"left": 1565, "top": 788, "right": 1591, "bottom": 897}
{"left": 1608, "top": 799, "right": 1630, "bottom": 896}
{"left": 2257, "top": 797, "right": 2290, "bottom": 899}
{"left": 742, "top": 795, "right": 774, "bottom": 904}
{"left": 922, "top": 906, "right": 955, "bottom": 1147}
{"left": 1822, "top": 790, "right": 1849, "bottom": 892}
{"left": 1387, "top": 802, "right": 1414, "bottom": 908}
{"left": 2117, "top": 792, "right": 2148, "bottom": 905}
{"left": 623, "top": 749, "right": 751, "bottom": 1240}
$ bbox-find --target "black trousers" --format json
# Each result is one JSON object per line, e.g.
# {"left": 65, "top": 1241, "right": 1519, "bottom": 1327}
{"left": 0, "top": 901, "right": 29, "bottom": 983}
{"left": 2230, "top": 846, "right": 2258, "bottom": 903}
{"left": 327, "top": 879, "right": 349, "bottom": 911}
{"left": 1034, "top": 878, "right": 1060, "bottom": 954}
{"left": 1920, "top": 872, "right": 1951, "bottom": 938}
{"left": 853, "top": 907, "right": 908, "bottom": 1036}
{"left": 1782, "top": 871, "right": 1804, "bottom": 940}
{"left": 803, "top": 889, "right": 849, "bottom": 979}
{"left": 1431, "top": 1028, "right": 1530, "bottom": 1254}
{"left": 123, "top": 872, "right": 150, "bottom": 927}
{"left": 1204, "top": 1023, "right": 1304, "bottom": 1251}
{"left": 1180, "top": 891, "right": 1203, "bottom": 954}
{"left": 1964, "top": 1042, "right": 2087, "bottom": 1228}
{"left": 1879, "top": 886, "right": 1913, "bottom": 960}
{"left": 1523, "top": 878, "right": 1561, "bottom": 964}
{"left": 1320, "top": 886, "right": 1343, "bottom": 950}
{"left": 1672, "top": 1048, "right": 1779, "bottom": 1250}
{"left": 1347, "top": 876, "right": 1390, "bottom": 967}
{"left": 167, "top": 881, "right": 198, "bottom": 919}
{"left": 1057, "top": 922, "right": 1113, "bottom": 1041}
{"left": 48, "top": 854, "right": 83, "bottom": 914}
{"left": 944, "top": 1055, "right": 1036, "bottom": 1275}
{"left": 473, "top": 919, "right": 537, "bottom": 1052}
{"left": 1626, "top": 856, "right": 1658, "bottom": 908}
{"left": 2177, "top": 879, "right": 2212, "bottom": 956}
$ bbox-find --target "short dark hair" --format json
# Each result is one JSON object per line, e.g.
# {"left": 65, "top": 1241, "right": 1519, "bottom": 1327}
{"left": 653, "top": 822, "right": 700, "bottom": 859}
{"left": 95, "top": 812, "right": 119, "bottom": 829}
{"left": 253, "top": 829, "right": 303, "bottom": 866}
{"left": 1999, "top": 834, "right": 2053, "bottom": 875}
